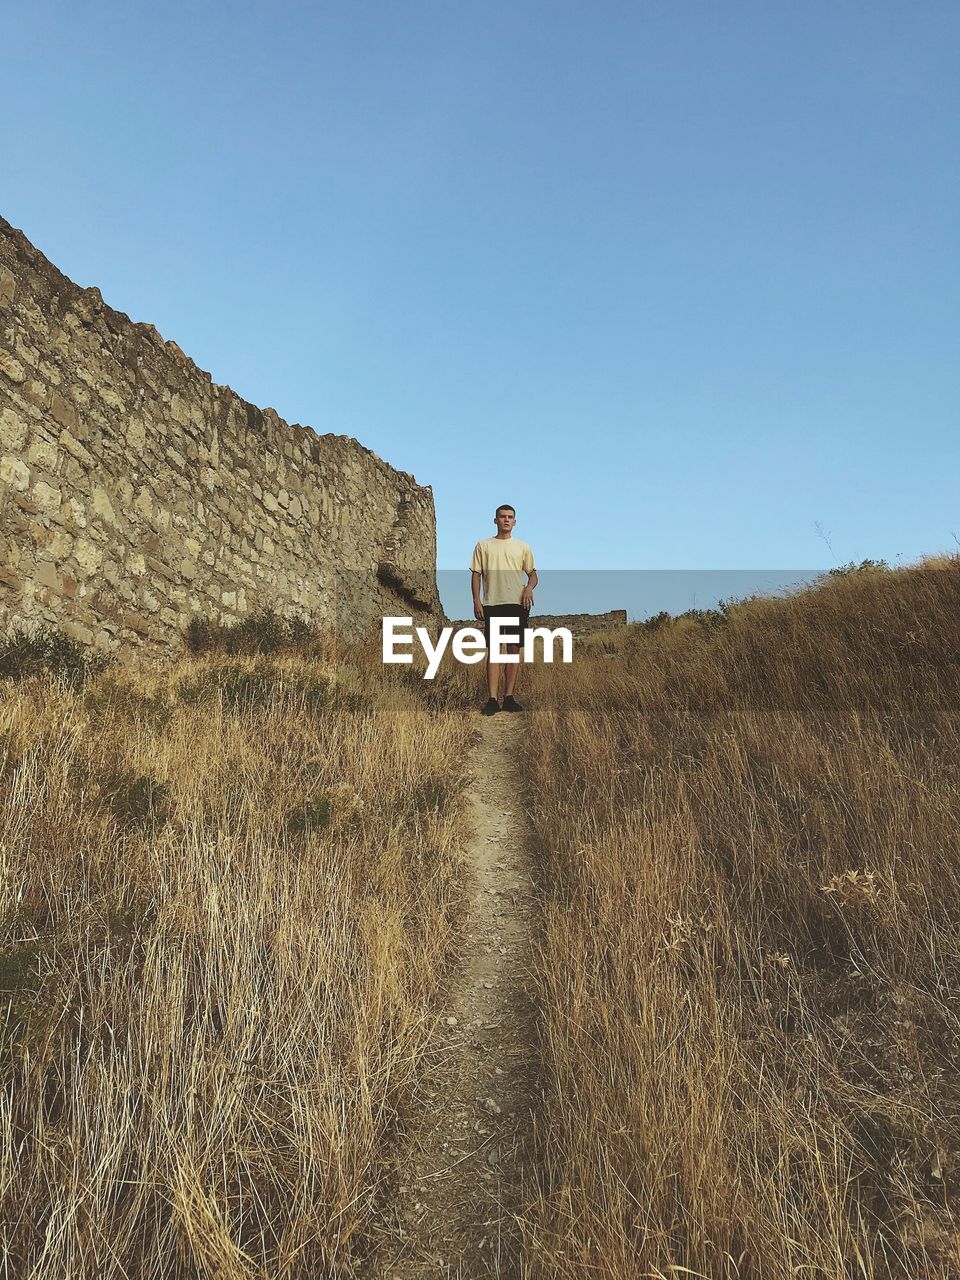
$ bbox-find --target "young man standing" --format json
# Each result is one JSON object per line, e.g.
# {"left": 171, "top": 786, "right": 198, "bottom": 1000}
{"left": 470, "top": 504, "right": 538, "bottom": 715}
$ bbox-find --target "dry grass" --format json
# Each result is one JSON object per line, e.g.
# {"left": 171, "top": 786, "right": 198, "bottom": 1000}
{"left": 0, "top": 629, "right": 476, "bottom": 1278}
{"left": 6, "top": 560, "right": 960, "bottom": 1278}
{"left": 518, "top": 556, "right": 960, "bottom": 1279}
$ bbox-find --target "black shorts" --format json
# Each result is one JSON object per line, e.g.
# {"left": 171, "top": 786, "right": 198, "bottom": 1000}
{"left": 482, "top": 604, "right": 530, "bottom": 650}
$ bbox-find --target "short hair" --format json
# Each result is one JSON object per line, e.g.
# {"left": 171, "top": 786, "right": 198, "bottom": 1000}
{"left": 495, "top": 504, "right": 516, "bottom": 517}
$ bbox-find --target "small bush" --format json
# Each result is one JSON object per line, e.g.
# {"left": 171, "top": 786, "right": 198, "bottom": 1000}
{"left": 96, "top": 767, "right": 171, "bottom": 830}
{"left": 0, "top": 934, "right": 48, "bottom": 996}
{"left": 639, "top": 604, "right": 728, "bottom": 633}
{"left": 677, "top": 605, "right": 728, "bottom": 629}
{"left": 0, "top": 624, "right": 114, "bottom": 689}
{"left": 383, "top": 663, "right": 475, "bottom": 712}
{"left": 826, "top": 559, "right": 890, "bottom": 578}
{"left": 285, "top": 794, "right": 334, "bottom": 837}
{"left": 331, "top": 688, "right": 372, "bottom": 714}
{"left": 177, "top": 658, "right": 332, "bottom": 715}
{"left": 0, "top": 728, "right": 21, "bottom": 782}
{"left": 83, "top": 676, "right": 174, "bottom": 730}
{"left": 184, "top": 605, "right": 317, "bottom": 656}
{"left": 0, "top": 910, "right": 60, "bottom": 1069}
{"left": 639, "top": 609, "right": 673, "bottom": 633}
{"left": 103, "top": 901, "right": 157, "bottom": 941}
{"left": 419, "top": 667, "right": 476, "bottom": 712}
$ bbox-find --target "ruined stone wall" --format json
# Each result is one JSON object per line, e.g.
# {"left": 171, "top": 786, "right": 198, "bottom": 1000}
{"left": 0, "top": 216, "right": 441, "bottom": 663}
{"left": 526, "top": 609, "right": 628, "bottom": 638}
{"left": 448, "top": 609, "right": 628, "bottom": 638}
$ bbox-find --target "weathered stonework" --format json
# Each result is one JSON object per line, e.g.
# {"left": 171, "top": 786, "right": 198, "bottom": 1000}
{"left": 525, "top": 609, "right": 628, "bottom": 638}
{"left": 449, "top": 610, "right": 628, "bottom": 639}
{"left": 0, "top": 216, "right": 441, "bottom": 663}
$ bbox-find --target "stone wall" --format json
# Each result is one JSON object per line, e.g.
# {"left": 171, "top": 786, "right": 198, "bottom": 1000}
{"left": 0, "top": 216, "right": 441, "bottom": 663}
{"left": 526, "top": 609, "right": 628, "bottom": 638}
{"left": 448, "top": 609, "right": 628, "bottom": 639}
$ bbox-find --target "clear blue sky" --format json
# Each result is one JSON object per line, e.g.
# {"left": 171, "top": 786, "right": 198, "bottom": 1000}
{"left": 3, "top": 2, "right": 958, "bottom": 617}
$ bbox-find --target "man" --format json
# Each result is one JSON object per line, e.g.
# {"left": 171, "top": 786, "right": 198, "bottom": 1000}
{"left": 470, "top": 504, "right": 537, "bottom": 715}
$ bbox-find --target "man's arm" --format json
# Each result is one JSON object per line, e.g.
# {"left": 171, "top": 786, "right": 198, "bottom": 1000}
{"left": 521, "top": 568, "right": 538, "bottom": 611}
{"left": 472, "top": 570, "right": 484, "bottom": 620}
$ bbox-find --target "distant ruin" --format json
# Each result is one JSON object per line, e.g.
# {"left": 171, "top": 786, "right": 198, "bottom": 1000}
{"left": 0, "top": 216, "right": 441, "bottom": 663}
{"left": 447, "top": 609, "right": 628, "bottom": 639}
{"left": 525, "top": 609, "right": 627, "bottom": 638}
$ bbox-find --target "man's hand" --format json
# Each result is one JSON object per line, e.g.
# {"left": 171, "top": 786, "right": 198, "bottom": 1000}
{"left": 521, "top": 568, "right": 537, "bottom": 613}
{"left": 471, "top": 569, "right": 484, "bottom": 622}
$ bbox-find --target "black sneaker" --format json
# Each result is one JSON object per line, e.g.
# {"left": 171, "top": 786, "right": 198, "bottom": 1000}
{"left": 481, "top": 698, "right": 500, "bottom": 716}
{"left": 501, "top": 695, "right": 524, "bottom": 712}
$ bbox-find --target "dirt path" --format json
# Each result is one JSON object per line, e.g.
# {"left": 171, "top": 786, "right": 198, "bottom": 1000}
{"left": 372, "top": 714, "right": 538, "bottom": 1279}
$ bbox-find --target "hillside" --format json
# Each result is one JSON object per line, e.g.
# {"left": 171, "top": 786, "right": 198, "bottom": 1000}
{"left": 1, "top": 556, "right": 959, "bottom": 1278}
{"left": 517, "top": 554, "right": 960, "bottom": 1278}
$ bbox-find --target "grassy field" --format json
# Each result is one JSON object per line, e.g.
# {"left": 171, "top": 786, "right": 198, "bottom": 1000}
{"left": 3, "top": 558, "right": 960, "bottom": 1279}
{"left": 517, "top": 556, "right": 960, "bottom": 1278}
{"left": 0, "top": 621, "right": 476, "bottom": 1278}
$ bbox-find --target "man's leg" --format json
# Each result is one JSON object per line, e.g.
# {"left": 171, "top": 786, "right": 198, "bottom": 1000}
{"left": 502, "top": 645, "right": 521, "bottom": 696}
{"left": 487, "top": 655, "right": 502, "bottom": 701}
{"left": 482, "top": 606, "right": 502, "bottom": 706}
{"left": 482, "top": 608, "right": 523, "bottom": 706}
{"left": 503, "top": 608, "right": 528, "bottom": 699}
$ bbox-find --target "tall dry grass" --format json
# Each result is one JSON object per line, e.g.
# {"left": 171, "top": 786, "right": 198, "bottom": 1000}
{"left": 519, "top": 557, "right": 960, "bottom": 1279}
{"left": 0, "top": 632, "right": 475, "bottom": 1278}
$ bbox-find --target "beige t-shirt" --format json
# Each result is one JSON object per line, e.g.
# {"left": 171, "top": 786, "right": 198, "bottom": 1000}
{"left": 470, "top": 537, "right": 536, "bottom": 606}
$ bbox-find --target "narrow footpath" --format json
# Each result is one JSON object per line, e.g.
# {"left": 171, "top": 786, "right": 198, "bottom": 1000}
{"left": 373, "top": 713, "right": 538, "bottom": 1279}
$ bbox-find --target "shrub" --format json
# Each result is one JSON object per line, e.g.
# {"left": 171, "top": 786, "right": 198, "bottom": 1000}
{"left": 0, "top": 906, "right": 61, "bottom": 1069}
{"left": 103, "top": 902, "right": 157, "bottom": 941}
{"left": 0, "top": 930, "right": 48, "bottom": 997}
{"left": 285, "top": 794, "right": 334, "bottom": 837}
{"left": 0, "top": 624, "right": 114, "bottom": 688}
{"left": 677, "top": 605, "right": 728, "bottom": 629}
{"left": 639, "top": 609, "right": 673, "bottom": 633}
{"left": 83, "top": 675, "right": 174, "bottom": 730}
{"left": 96, "top": 767, "right": 171, "bottom": 831}
{"left": 382, "top": 663, "right": 475, "bottom": 712}
{"left": 826, "top": 559, "right": 890, "bottom": 578}
{"left": 184, "top": 605, "right": 317, "bottom": 656}
{"left": 418, "top": 666, "right": 476, "bottom": 712}
{"left": 177, "top": 658, "right": 332, "bottom": 715}
{"left": 639, "top": 604, "right": 728, "bottom": 633}
{"left": 331, "top": 688, "right": 372, "bottom": 714}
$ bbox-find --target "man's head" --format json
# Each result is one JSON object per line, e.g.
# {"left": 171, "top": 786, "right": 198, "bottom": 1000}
{"left": 494, "top": 505, "right": 516, "bottom": 534}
